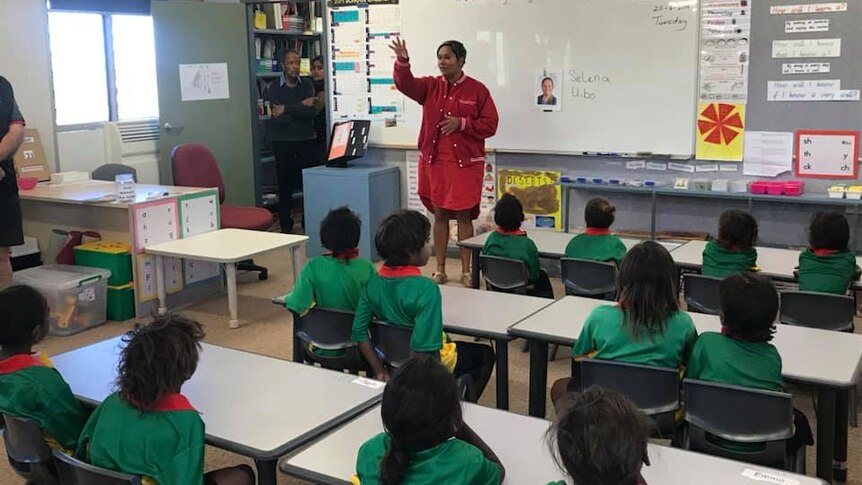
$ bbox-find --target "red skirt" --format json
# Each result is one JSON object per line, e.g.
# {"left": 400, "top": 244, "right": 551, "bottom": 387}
{"left": 418, "top": 158, "right": 483, "bottom": 220}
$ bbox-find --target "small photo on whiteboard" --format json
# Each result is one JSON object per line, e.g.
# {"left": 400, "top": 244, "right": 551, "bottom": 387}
{"left": 535, "top": 72, "right": 561, "bottom": 112}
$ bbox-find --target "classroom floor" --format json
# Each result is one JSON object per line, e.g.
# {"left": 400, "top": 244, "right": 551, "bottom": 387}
{"left": 2, "top": 252, "right": 861, "bottom": 484}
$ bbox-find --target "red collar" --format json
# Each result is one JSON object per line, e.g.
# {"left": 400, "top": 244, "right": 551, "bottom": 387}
{"left": 495, "top": 227, "right": 526, "bottom": 236}
{"left": 812, "top": 248, "right": 840, "bottom": 256}
{"left": 325, "top": 248, "right": 360, "bottom": 260}
{"left": 449, "top": 72, "right": 467, "bottom": 86}
{"left": 0, "top": 354, "right": 45, "bottom": 375}
{"left": 145, "top": 393, "right": 197, "bottom": 412}
{"left": 378, "top": 265, "right": 423, "bottom": 278}
{"left": 584, "top": 227, "right": 611, "bottom": 236}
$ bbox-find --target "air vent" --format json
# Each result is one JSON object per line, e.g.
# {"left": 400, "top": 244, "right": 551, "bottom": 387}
{"left": 117, "top": 119, "right": 159, "bottom": 143}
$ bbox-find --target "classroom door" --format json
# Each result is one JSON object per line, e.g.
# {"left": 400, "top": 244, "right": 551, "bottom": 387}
{"left": 153, "top": 1, "right": 255, "bottom": 206}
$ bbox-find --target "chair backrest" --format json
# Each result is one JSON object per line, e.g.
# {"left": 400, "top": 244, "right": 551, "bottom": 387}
{"left": 2, "top": 414, "right": 52, "bottom": 464}
{"left": 683, "top": 273, "right": 723, "bottom": 315}
{"left": 170, "top": 143, "right": 226, "bottom": 203}
{"left": 91, "top": 163, "right": 137, "bottom": 183}
{"left": 579, "top": 359, "right": 680, "bottom": 415}
{"left": 292, "top": 308, "right": 357, "bottom": 350}
{"left": 479, "top": 254, "right": 530, "bottom": 292}
{"left": 779, "top": 291, "right": 855, "bottom": 332}
{"left": 369, "top": 320, "right": 413, "bottom": 368}
{"left": 560, "top": 258, "right": 616, "bottom": 300}
{"left": 53, "top": 449, "right": 142, "bottom": 485}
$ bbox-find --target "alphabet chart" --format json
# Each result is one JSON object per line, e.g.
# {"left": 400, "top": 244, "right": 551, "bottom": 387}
{"left": 132, "top": 199, "right": 180, "bottom": 253}
{"left": 795, "top": 130, "right": 859, "bottom": 178}
{"left": 179, "top": 190, "right": 220, "bottom": 238}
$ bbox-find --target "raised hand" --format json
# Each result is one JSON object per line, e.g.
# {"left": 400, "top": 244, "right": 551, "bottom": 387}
{"left": 389, "top": 37, "right": 409, "bottom": 61}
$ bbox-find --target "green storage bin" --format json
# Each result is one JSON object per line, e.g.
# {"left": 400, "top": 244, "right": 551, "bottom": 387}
{"left": 107, "top": 283, "right": 135, "bottom": 322}
{"left": 74, "top": 241, "right": 133, "bottom": 287}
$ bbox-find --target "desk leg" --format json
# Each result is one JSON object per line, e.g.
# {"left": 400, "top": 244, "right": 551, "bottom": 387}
{"left": 471, "top": 249, "right": 480, "bottom": 289}
{"left": 155, "top": 255, "right": 167, "bottom": 316}
{"left": 528, "top": 341, "right": 549, "bottom": 418}
{"left": 834, "top": 389, "right": 849, "bottom": 481}
{"left": 563, "top": 187, "right": 571, "bottom": 233}
{"left": 494, "top": 338, "right": 509, "bottom": 410}
{"left": 290, "top": 244, "right": 306, "bottom": 283}
{"left": 816, "top": 388, "right": 836, "bottom": 482}
{"left": 226, "top": 262, "right": 239, "bottom": 329}
{"left": 254, "top": 458, "right": 277, "bottom": 485}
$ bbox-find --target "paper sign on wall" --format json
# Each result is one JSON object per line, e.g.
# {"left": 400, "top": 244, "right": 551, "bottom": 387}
{"left": 497, "top": 169, "right": 561, "bottom": 231}
{"left": 132, "top": 199, "right": 179, "bottom": 253}
{"left": 744, "top": 131, "right": 794, "bottom": 177}
{"left": 772, "top": 39, "right": 841, "bottom": 58}
{"left": 785, "top": 19, "right": 830, "bottom": 33}
{"left": 795, "top": 130, "right": 859, "bottom": 179}
{"left": 781, "top": 63, "right": 830, "bottom": 74}
{"left": 696, "top": 102, "right": 745, "bottom": 162}
{"left": 770, "top": 2, "right": 846, "bottom": 14}
{"left": 179, "top": 63, "right": 230, "bottom": 101}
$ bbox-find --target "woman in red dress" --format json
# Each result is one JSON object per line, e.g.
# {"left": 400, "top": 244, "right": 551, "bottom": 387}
{"left": 390, "top": 38, "right": 499, "bottom": 286}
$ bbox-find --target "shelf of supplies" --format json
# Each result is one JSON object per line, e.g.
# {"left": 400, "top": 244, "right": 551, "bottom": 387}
{"left": 253, "top": 29, "right": 321, "bottom": 39}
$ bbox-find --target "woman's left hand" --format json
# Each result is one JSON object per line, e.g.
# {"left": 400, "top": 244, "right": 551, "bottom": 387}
{"left": 438, "top": 116, "right": 460, "bottom": 135}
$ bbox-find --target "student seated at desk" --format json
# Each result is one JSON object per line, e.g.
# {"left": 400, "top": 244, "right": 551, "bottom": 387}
{"left": 76, "top": 315, "right": 255, "bottom": 485}
{"left": 550, "top": 242, "right": 697, "bottom": 407}
{"left": 686, "top": 273, "right": 813, "bottom": 454}
{"left": 353, "top": 357, "right": 505, "bottom": 485}
{"left": 564, "top": 197, "right": 627, "bottom": 267}
{"left": 702, "top": 209, "right": 758, "bottom": 278}
{"left": 796, "top": 211, "right": 861, "bottom": 294}
{"left": 0, "top": 285, "right": 89, "bottom": 453}
{"left": 482, "top": 193, "right": 554, "bottom": 298}
{"left": 283, "top": 207, "right": 375, "bottom": 363}
{"left": 351, "top": 210, "right": 495, "bottom": 402}
{"left": 547, "top": 387, "right": 651, "bottom": 485}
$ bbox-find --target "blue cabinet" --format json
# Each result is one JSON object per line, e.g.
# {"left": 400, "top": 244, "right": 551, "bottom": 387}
{"left": 303, "top": 164, "right": 401, "bottom": 261}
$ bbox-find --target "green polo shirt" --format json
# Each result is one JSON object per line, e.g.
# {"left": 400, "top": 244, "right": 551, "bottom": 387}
{"left": 0, "top": 354, "right": 88, "bottom": 452}
{"left": 77, "top": 392, "right": 205, "bottom": 485}
{"left": 686, "top": 332, "right": 783, "bottom": 392}
{"left": 564, "top": 232, "right": 627, "bottom": 266}
{"left": 572, "top": 305, "right": 697, "bottom": 368}
{"left": 351, "top": 266, "right": 457, "bottom": 372}
{"left": 482, "top": 230, "right": 541, "bottom": 282}
{"left": 798, "top": 249, "right": 858, "bottom": 295}
{"left": 354, "top": 432, "right": 500, "bottom": 485}
{"left": 701, "top": 240, "right": 757, "bottom": 278}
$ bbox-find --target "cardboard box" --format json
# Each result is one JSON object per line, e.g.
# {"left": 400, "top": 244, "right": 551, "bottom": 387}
{"left": 13, "top": 128, "right": 51, "bottom": 181}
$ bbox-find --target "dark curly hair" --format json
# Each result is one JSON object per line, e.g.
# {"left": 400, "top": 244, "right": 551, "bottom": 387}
{"left": 720, "top": 272, "right": 777, "bottom": 343}
{"left": 320, "top": 206, "right": 361, "bottom": 253}
{"left": 809, "top": 211, "right": 850, "bottom": 252}
{"left": 717, "top": 209, "right": 758, "bottom": 250}
{"left": 375, "top": 210, "right": 431, "bottom": 267}
{"left": 0, "top": 285, "right": 48, "bottom": 348}
{"left": 585, "top": 197, "right": 616, "bottom": 229}
{"left": 116, "top": 314, "right": 205, "bottom": 410}
{"left": 494, "top": 194, "right": 524, "bottom": 231}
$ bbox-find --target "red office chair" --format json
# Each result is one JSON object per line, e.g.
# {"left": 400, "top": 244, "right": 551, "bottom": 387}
{"left": 171, "top": 143, "right": 273, "bottom": 280}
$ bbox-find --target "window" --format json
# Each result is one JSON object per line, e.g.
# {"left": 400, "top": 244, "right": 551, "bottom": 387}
{"left": 48, "top": 11, "right": 159, "bottom": 127}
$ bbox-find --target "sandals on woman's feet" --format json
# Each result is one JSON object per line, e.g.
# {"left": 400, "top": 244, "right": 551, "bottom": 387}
{"left": 460, "top": 272, "right": 472, "bottom": 287}
{"left": 431, "top": 271, "right": 448, "bottom": 284}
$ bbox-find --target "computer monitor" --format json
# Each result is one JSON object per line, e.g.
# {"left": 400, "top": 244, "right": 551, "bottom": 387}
{"left": 327, "top": 120, "right": 370, "bottom": 168}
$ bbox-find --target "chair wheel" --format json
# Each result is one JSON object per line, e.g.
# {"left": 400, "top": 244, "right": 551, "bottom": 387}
{"left": 258, "top": 270, "right": 268, "bottom": 281}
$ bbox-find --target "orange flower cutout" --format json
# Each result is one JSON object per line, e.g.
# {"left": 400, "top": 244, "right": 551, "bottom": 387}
{"left": 697, "top": 103, "right": 744, "bottom": 145}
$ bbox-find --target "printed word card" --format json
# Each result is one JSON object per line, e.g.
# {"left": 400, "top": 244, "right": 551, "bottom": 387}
{"left": 132, "top": 199, "right": 179, "bottom": 253}
{"left": 184, "top": 260, "right": 221, "bottom": 286}
{"left": 795, "top": 130, "right": 859, "bottom": 179}
{"left": 179, "top": 190, "right": 220, "bottom": 238}
{"left": 165, "top": 257, "right": 184, "bottom": 294}
{"left": 136, "top": 254, "right": 158, "bottom": 302}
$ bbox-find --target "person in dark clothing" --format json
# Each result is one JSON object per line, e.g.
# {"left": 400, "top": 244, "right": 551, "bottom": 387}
{"left": 267, "top": 49, "right": 316, "bottom": 234}
{"left": 310, "top": 56, "right": 328, "bottom": 164}
{"left": 0, "top": 77, "right": 26, "bottom": 288}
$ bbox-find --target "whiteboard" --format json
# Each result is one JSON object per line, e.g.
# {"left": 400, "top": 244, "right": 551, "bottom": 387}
{"left": 358, "top": 0, "right": 700, "bottom": 156}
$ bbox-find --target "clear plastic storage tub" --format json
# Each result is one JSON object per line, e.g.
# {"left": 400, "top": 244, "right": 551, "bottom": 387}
{"left": 13, "top": 264, "right": 112, "bottom": 336}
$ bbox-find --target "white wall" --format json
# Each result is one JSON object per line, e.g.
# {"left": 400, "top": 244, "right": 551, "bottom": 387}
{"left": 0, "top": 0, "right": 58, "bottom": 170}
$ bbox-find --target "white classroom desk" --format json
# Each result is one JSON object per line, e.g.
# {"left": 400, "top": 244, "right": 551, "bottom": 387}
{"left": 508, "top": 296, "right": 862, "bottom": 482}
{"left": 51, "top": 337, "right": 383, "bottom": 485}
{"left": 280, "top": 403, "right": 824, "bottom": 485}
{"left": 457, "top": 230, "right": 682, "bottom": 288}
{"left": 146, "top": 228, "right": 308, "bottom": 328}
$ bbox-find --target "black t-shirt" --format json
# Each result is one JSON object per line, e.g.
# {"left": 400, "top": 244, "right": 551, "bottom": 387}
{"left": 0, "top": 77, "right": 23, "bottom": 194}
{"left": 266, "top": 75, "right": 317, "bottom": 142}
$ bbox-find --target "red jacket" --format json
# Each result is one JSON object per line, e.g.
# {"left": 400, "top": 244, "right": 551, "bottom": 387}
{"left": 393, "top": 59, "right": 498, "bottom": 167}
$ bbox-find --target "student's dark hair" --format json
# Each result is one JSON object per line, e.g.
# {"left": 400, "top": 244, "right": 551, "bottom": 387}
{"left": 117, "top": 314, "right": 205, "bottom": 410}
{"left": 311, "top": 55, "right": 324, "bottom": 67}
{"left": 320, "top": 206, "right": 361, "bottom": 253}
{"left": 379, "top": 356, "right": 462, "bottom": 485}
{"left": 281, "top": 48, "right": 301, "bottom": 62}
{"left": 0, "top": 285, "right": 48, "bottom": 347}
{"left": 375, "top": 210, "right": 430, "bottom": 267}
{"left": 542, "top": 77, "right": 554, "bottom": 87}
{"left": 585, "top": 197, "right": 616, "bottom": 229}
{"left": 720, "top": 273, "right": 777, "bottom": 343}
{"left": 717, "top": 209, "right": 758, "bottom": 250}
{"left": 494, "top": 193, "right": 524, "bottom": 231}
{"left": 437, "top": 40, "right": 467, "bottom": 63}
{"left": 809, "top": 211, "right": 849, "bottom": 251}
{"left": 618, "top": 241, "right": 679, "bottom": 338}
{"left": 547, "top": 387, "right": 651, "bottom": 485}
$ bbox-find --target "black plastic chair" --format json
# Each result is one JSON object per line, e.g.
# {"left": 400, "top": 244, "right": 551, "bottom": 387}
{"left": 779, "top": 290, "right": 855, "bottom": 332}
{"left": 560, "top": 258, "right": 616, "bottom": 300}
{"left": 479, "top": 254, "right": 530, "bottom": 293}
{"left": 682, "top": 378, "right": 804, "bottom": 473}
{"left": 290, "top": 307, "right": 364, "bottom": 373}
{"left": 683, "top": 273, "right": 723, "bottom": 315}
{"left": 91, "top": 163, "right": 138, "bottom": 183}
{"left": 1, "top": 414, "right": 58, "bottom": 484}
{"left": 579, "top": 359, "right": 680, "bottom": 438}
{"left": 53, "top": 448, "right": 142, "bottom": 485}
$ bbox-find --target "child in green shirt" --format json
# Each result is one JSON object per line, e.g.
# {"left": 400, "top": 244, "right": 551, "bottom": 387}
{"left": 353, "top": 357, "right": 505, "bottom": 485}
{"left": 796, "top": 211, "right": 860, "bottom": 294}
{"left": 551, "top": 241, "right": 697, "bottom": 406}
{"left": 565, "top": 197, "right": 627, "bottom": 266}
{"left": 702, "top": 209, "right": 758, "bottom": 278}
{"left": 77, "top": 315, "right": 255, "bottom": 485}
{"left": 482, "top": 193, "right": 553, "bottom": 298}
{"left": 0, "top": 285, "right": 88, "bottom": 453}
{"left": 686, "top": 272, "right": 812, "bottom": 455}
{"left": 351, "top": 210, "right": 495, "bottom": 402}
{"left": 547, "top": 387, "right": 650, "bottom": 485}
